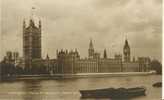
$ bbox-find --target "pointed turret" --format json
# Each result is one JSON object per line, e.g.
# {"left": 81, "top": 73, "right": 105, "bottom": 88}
{"left": 124, "top": 39, "right": 130, "bottom": 49}
{"left": 23, "top": 19, "right": 26, "bottom": 29}
{"left": 133, "top": 56, "right": 135, "bottom": 62}
{"left": 39, "top": 19, "right": 41, "bottom": 29}
{"left": 89, "top": 39, "right": 94, "bottom": 49}
{"left": 29, "top": 19, "right": 35, "bottom": 27}
{"left": 88, "top": 38, "right": 94, "bottom": 58}
{"left": 46, "top": 54, "right": 49, "bottom": 60}
{"left": 103, "top": 49, "right": 107, "bottom": 59}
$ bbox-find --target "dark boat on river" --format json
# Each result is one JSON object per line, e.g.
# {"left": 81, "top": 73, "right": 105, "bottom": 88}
{"left": 153, "top": 82, "right": 162, "bottom": 87}
{"left": 80, "top": 87, "right": 146, "bottom": 99}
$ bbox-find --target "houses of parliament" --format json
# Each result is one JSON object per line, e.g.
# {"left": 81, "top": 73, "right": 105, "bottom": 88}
{"left": 3, "top": 18, "right": 151, "bottom": 75}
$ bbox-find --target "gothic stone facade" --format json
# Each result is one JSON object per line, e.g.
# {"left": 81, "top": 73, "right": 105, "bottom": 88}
{"left": 22, "top": 19, "right": 150, "bottom": 74}
{"left": 23, "top": 19, "right": 42, "bottom": 68}
{"left": 53, "top": 39, "right": 151, "bottom": 74}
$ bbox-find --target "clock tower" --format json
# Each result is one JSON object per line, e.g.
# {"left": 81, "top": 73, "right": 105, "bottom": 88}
{"left": 123, "top": 39, "right": 130, "bottom": 62}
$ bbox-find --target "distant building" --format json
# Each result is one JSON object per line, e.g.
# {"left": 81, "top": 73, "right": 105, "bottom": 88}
{"left": 99, "top": 58, "right": 122, "bottom": 73}
{"left": 19, "top": 17, "right": 151, "bottom": 75}
{"left": 56, "top": 49, "right": 80, "bottom": 74}
{"left": 2, "top": 51, "right": 22, "bottom": 67}
{"left": 23, "top": 37, "right": 151, "bottom": 75}
{"left": 1, "top": 15, "right": 154, "bottom": 76}
{"left": 138, "top": 57, "right": 151, "bottom": 72}
{"left": 23, "top": 19, "right": 42, "bottom": 68}
{"left": 31, "top": 56, "right": 57, "bottom": 74}
{"left": 75, "top": 58, "right": 99, "bottom": 73}
{"left": 55, "top": 49, "right": 122, "bottom": 74}
{"left": 50, "top": 39, "right": 150, "bottom": 74}
{"left": 88, "top": 39, "right": 100, "bottom": 59}
{"left": 88, "top": 39, "right": 94, "bottom": 58}
{"left": 6, "top": 51, "right": 12, "bottom": 61}
{"left": 122, "top": 62, "right": 139, "bottom": 72}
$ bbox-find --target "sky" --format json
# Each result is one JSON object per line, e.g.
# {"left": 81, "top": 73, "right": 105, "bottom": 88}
{"left": 0, "top": 0, "right": 162, "bottom": 61}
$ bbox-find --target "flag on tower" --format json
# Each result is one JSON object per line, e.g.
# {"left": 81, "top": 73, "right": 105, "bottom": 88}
{"left": 32, "top": 7, "right": 35, "bottom": 9}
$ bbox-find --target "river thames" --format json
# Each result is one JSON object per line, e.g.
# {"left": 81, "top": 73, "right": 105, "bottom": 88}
{"left": 0, "top": 75, "right": 161, "bottom": 100}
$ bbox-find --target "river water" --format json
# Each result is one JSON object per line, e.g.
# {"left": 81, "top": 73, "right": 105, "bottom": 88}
{"left": 0, "top": 75, "right": 161, "bottom": 100}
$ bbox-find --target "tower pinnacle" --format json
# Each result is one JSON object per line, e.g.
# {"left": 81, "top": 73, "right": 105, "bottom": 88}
{"left": 23, "top": 19, "right": 26, "bottom": 29}
{"left": 39, "top": 19, "right": 41, "bottom": 28}
{"left": 88, "top": 38, "right": 94, "bottom": 58}
{"left": 30, "top": 7, "right": 35, "bottom": 20}
{"left": 89, "top": 38, "right": 94, "bottom": 49}
{"left": 104, "top": 49, "right": 107, "bottom": 59}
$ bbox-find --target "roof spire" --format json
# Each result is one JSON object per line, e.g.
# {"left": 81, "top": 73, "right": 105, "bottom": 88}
{"left": 29, "top": 19, "right": 35, "bottom": 27}
{"left": 46, "top": 54, "right": 49, "bottom": 59}
{"left": 89, "top": 38, "right": 94, "bottom": 49}
{"left": 104, "top": 49, "right": 107, "bottom": 59}
{"left": 30, "top": 0, "right": 37, "bottom": 19}
{"left": 124, "top": 33, "right": 129, "bottom": 46}
{"left": 23, "top": 19, "right": 26, "bottom": 29}
{"left": 39, "top": 19, "right": 41, "bottom": 28}
{"left": 30, "top": 6, "right": 36, "bottom": 20}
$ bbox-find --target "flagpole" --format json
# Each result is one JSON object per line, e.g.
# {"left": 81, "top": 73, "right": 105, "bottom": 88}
{"left": 30, "top": 6, "right": 36, "bottom": 20}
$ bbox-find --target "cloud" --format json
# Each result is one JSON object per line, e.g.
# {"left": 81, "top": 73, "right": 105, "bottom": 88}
{"left": 1, "top": 0, "right": 162, "bottom": 61}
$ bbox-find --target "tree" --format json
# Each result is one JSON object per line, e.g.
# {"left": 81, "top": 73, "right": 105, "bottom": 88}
{"left": 150, "top": 60, "right": 162, "bottom": 74}
{"left": 0, "top": 60, "right": 16, "bottom": 76}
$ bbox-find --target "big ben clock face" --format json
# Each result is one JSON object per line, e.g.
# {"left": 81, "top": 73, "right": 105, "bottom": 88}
{"left": 124, "top": 49, "right": 127, "bottom": 53}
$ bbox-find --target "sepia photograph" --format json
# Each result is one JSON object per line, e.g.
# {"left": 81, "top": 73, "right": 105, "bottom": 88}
{"left": 0, "top": 0, "right": 162, "bottom": 100}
